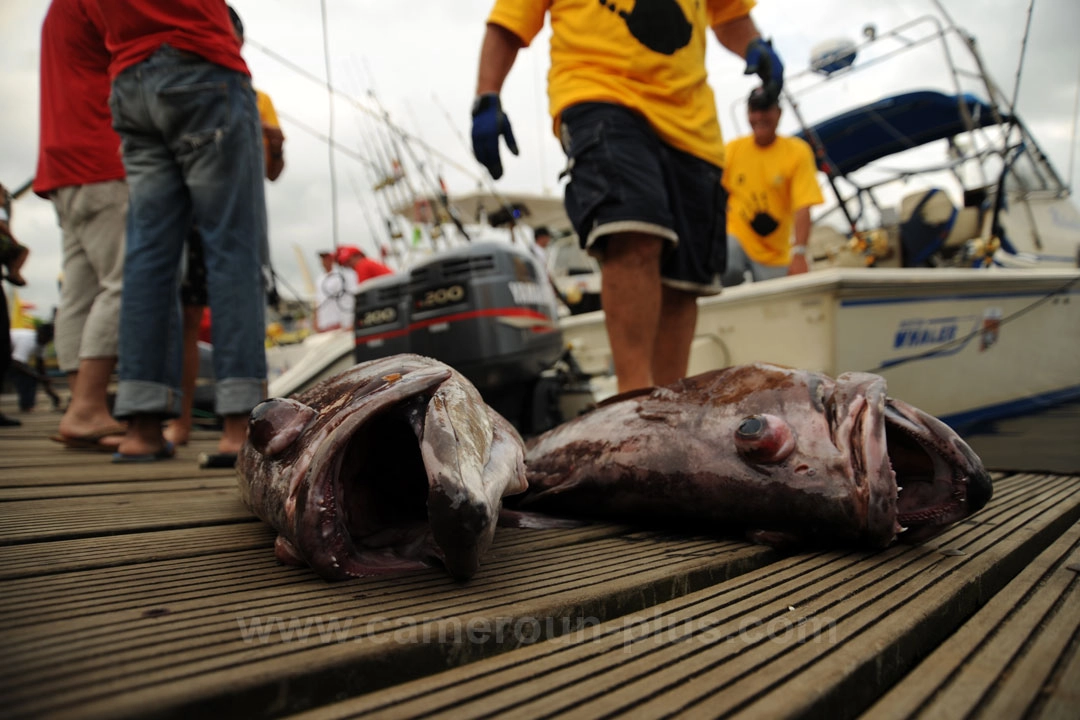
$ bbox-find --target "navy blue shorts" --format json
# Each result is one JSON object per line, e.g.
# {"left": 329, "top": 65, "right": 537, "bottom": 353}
{"left": 559, "top": 102, "right": 727, "bottom": 295}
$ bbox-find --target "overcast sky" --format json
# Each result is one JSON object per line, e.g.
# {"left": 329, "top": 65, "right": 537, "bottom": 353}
{"left": 1, "top": 0, "right": 1077, "bottom": 317}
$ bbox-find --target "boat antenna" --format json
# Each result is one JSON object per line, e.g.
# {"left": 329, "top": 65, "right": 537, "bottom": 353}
{"left": 1068, "top": 55, "right": 1080, "bottom": 194}
{"left": 987, "top": 0, "right": 1037, "bottom": 249}
{"left": 318, "top": 0, "right": 340, "bottom": 256}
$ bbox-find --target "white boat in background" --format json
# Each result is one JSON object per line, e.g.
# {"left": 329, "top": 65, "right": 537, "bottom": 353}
{"left": 266, "top": 9, "right": 1080, "bottom": 432}
{"left": 563, "top": 267, "right": 1080, "bottom": 427}
{"left": 561, "top": 9, "right": 1080, "bottom": 428}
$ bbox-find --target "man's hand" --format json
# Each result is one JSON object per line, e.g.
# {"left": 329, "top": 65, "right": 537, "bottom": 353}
{"left": 744, "top": 37, "right": 784, "bottom": 103}
{"left": 471, "top": 93, "right": 518, "bottom": 180}
{"left": 262, "top": 125, "right": 285, "bottom": 182}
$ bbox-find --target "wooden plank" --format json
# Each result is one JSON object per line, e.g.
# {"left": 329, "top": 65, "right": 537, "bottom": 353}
{"left": 270, "top": 472, "right": 1080, "bottom": 720}
{"left": 0, "top": 523, "right": 274, "bottom": 580}
{"left": 0, "top": 488, "right": 255, "bottom": 544}
{"left": 0, "top": 462, "right": 234, "bottom": 485}
{"left": 0, "top": 476, "right": 239, "bottom": 500}
{"left": 0, "top": 527, "right": 777, "bottom": 720}
{"left": 860, "top": 520, "right": 1080, "bottom": 719}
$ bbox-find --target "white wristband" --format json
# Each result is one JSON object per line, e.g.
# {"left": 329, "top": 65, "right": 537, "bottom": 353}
{"left": 791, "top": 245, "right": 807, "bottom": 256}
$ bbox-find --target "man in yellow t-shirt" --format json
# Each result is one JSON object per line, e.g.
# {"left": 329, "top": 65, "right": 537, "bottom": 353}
{"left": 471, "top": 0, "right": 784, "bottom": 393}
{"left": 722, "top": 86, "right": 824, "bottom": 285}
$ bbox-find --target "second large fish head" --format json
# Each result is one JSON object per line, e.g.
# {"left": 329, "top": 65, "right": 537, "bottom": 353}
{"left": 523, "top": 363, "right": 993, "bottom": 547}
{"left": 236, "top": 354, "right": 528, "bottom": 581}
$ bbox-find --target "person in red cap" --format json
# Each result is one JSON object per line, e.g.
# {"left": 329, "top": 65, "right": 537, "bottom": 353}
{"left": 336, "top": 245, "right": 394, "bottom": 285}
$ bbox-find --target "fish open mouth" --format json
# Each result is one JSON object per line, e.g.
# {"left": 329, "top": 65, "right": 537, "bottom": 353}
{"left": 883, "top": 398, "right": 993, "bottom": 543}
{"left": 289, "top": 370, "right": 464, "bottom": 579}
{"left": 333, "top": 403, "right": 442, "bottom": 559}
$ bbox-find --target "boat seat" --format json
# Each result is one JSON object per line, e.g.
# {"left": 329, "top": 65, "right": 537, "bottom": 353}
{"left": 899, "top": 188, "right": 957, "bottom": 225}
{"left": 944, "top": 206, "right": 981, "bottom": 247}
{"left": 898, "top": 188, "right": 960, "bottom": 266}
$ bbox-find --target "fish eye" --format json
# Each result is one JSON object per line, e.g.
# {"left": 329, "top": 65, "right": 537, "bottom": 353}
{"left": 737, "top": 416, "right": 766, "bottom": 439}
{"left": 734, "top": 414, "right": 795, "bottom": 464}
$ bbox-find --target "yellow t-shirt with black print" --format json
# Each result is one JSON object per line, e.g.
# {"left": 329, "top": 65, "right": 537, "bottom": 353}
{"left": 723, "top": 135, "right": 824, "bottom": 266}
{"left": 488, "top": 0, "right": 756, "bottom": 168}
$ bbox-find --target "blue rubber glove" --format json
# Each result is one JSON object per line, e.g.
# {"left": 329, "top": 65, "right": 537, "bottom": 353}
{"left": 471, "top": 93, "right": 519, "bottom": 180}
{"left": 744, "top": 37, "right": 784, "bottom": 104}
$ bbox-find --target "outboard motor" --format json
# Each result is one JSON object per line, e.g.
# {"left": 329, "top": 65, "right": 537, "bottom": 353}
{"left": 353, "top": 273, "right": 412, "bottom": 363}
{"left": 360, "top": 241, "right": 565, "bottom": 434}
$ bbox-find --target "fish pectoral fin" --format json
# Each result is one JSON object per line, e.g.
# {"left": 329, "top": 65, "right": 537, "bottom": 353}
{"left": 745, "top": 529, "right": 802, "bottom": 550}
{"left": 497, "top": 508, "right": 588, "bottom": 529}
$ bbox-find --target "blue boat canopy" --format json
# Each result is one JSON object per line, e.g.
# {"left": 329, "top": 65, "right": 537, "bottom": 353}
{"left": 795, "top": 91, "right": 1005, "bottom": 176}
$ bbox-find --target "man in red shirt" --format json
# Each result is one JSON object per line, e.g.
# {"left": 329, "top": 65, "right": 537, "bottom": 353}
{"left": 34, "top": 0, "right": 128, "bottom": 451}
{"left": 84, "top": 0, "right": 269, "bottom": 462}
{"left": 335, "top": 245, "right": 394, "bottom": 285}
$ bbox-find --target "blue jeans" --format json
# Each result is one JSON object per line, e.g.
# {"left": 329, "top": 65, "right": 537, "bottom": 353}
{"left": 109, "top": 46, "right": 267, "bottom": 417}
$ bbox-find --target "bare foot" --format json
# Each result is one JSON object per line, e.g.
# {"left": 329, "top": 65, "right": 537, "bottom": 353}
{"left": 218, "top": 413, "right": 249, "bottom": 455}
{"left": 164, "top": 421, "right": 191, "bottom": 446}
{"left": 58, "top": 413, "right": 125, "bottom": 445}
{"left": 116, "top": 415, "right": 169, "bottom": 457}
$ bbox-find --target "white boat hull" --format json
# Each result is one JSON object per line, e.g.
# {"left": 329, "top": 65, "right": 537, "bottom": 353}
{"left": 560, "top": 267, "right": 1080, "bottom": 426}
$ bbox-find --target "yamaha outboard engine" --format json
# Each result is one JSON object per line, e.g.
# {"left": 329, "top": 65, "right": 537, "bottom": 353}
{"left": 353, "top": 273, "right": 412, "bottom": 362}
{"left": 354, "top": 241, "right": 567, "bottom": 434}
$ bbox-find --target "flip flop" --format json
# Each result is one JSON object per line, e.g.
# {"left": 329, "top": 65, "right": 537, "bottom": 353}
{"left": 112, "top": 442, "right": 176, "bottom": 464}
{"left": 50, "top": 424, "right": 127, "bottom": 452}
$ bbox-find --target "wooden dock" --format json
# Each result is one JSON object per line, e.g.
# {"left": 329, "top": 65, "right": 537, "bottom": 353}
{"left": 1, "top": 404, "right": 1078, "bottom": 719}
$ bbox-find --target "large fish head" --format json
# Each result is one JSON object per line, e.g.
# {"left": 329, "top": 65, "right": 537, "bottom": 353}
{"left": 237, "top": 355, "right": 527, "bottom": 581}
{"left": 691, "top": 364, "right": 992, "bottom": 546}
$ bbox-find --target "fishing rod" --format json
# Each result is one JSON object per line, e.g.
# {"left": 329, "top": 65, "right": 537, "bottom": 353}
{"left": 365, "top": 108, "right": 424, "bottom": 256}
{"left": 369, "top": 91, "right": 474, "bottom": 246}
{"left": 246, "top": 38, "right": 486, "bottom": 185}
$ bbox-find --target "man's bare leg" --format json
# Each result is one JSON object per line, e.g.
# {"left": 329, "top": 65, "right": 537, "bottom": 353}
{"left": 652, "top": 284, "right": 698, "bottom": 387}
{"left": 219, "top": 413, "right": 248, "bottom": 455}
{"left": 599, "top": 232, "right": 664, "bottom": 393}
{"left": 57, "top": 356, "right": 122, "bottom": 446}
{"left": 164, "top": 305, "right": 203, "bottom": 446}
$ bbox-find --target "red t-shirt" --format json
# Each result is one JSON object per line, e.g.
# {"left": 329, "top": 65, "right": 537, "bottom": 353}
{"left": 83, "top": 0, "right": 249, "bottom": 79}
{"left": 33, "top": 0, "right": 126, "bottom": 196}
{"left": 354, "top": 258, "right": 394, "bottom": 284}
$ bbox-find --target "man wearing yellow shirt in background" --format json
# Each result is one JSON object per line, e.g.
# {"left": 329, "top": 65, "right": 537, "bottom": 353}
{"left": 471, "top": 0, "right": 785, "bottom": 393}
{"left": 722, "top": 86, "right": 824, "bottom": 285}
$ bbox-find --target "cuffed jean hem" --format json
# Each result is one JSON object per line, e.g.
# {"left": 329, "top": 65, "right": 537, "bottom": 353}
{"left": 215, "top": 377, "right": 267, "bottom": 416}
{"left": 114, "top": 380, "right": 181, "bottom": 419}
